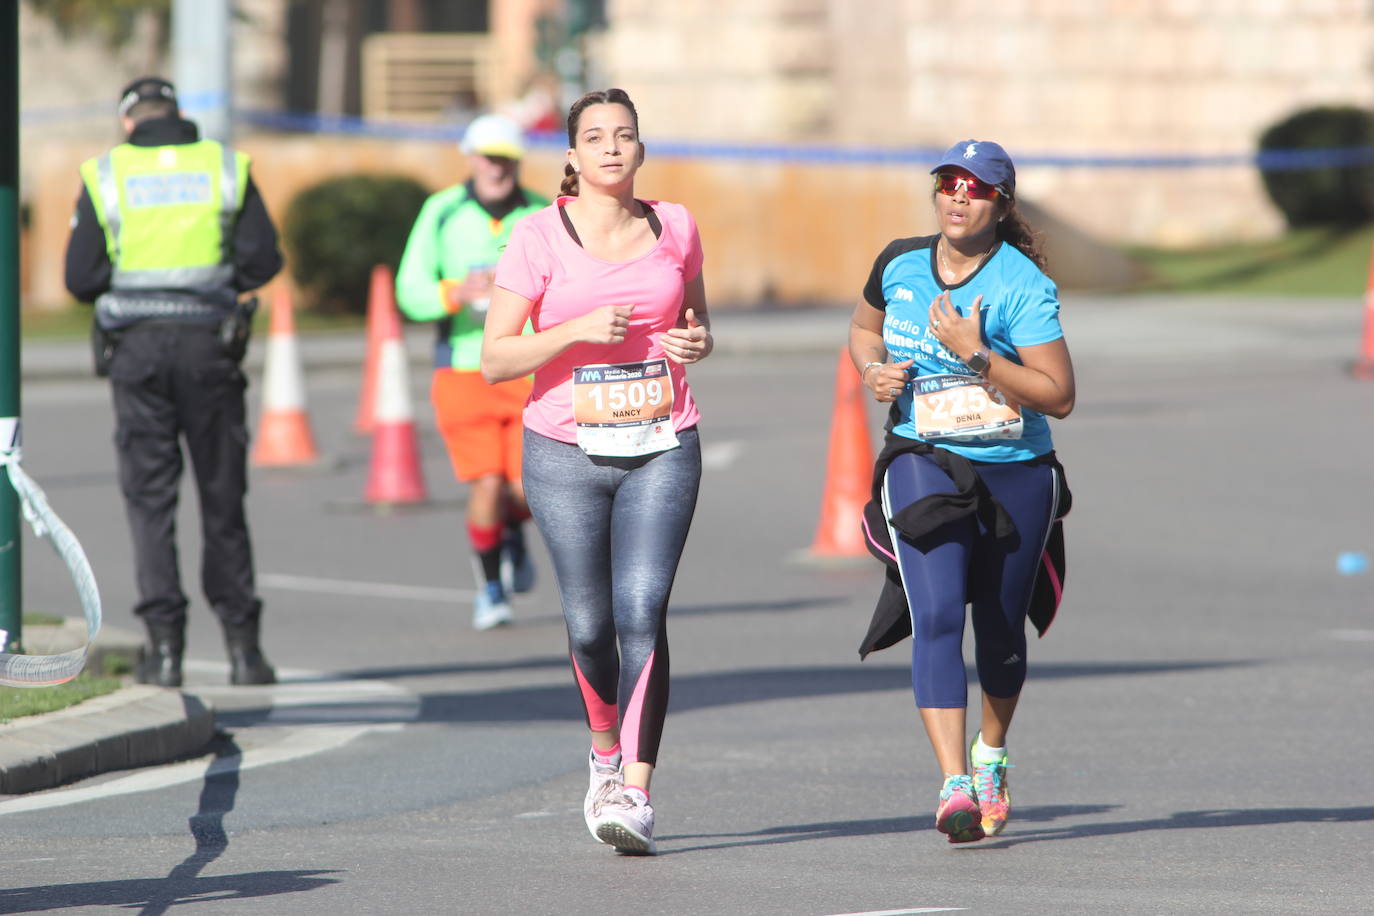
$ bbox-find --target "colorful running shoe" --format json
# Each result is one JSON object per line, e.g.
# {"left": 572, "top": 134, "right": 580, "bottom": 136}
{"left": 583, "top": 751, "right": 624, "bottom": 842}
{"left": 472, "top": 580, "right": 513, "bottom": 631}
{"left": 970, "top": 739, "right": 1011, "bottom": 836}
{"left": 935, "top": 774, "right": 985, "bottom": 844}
{"left": 500, "top": 526, "right": 536, "bottom": 594}
{"left": 594, "top": 790, "right": 657, "bottom": 855}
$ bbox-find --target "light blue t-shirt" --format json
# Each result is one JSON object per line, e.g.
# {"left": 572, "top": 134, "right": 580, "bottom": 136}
{"left": 862, "top": 234, "right": 1063, "bottom": 462}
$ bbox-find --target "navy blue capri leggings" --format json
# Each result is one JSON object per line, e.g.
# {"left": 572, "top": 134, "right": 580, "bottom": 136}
{"left": 882, "top": 451, "right": 1059, "bottom": 709}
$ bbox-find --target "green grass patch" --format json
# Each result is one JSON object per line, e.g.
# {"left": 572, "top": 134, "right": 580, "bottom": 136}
{"left": 0, "top": 671, "right": 124, "bottom": 723}
{"left": 19, "top": 304, "right": 94, "bottom": 339}
{"left": 1127, "top": 223, "right": 1374, "bottom": 296}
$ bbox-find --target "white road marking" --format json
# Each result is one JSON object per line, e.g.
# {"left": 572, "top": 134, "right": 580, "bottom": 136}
{"left": 0, "top": 665, "right": 420, "bottom": 816}
{"left": 701, "top": 440, "right": 742, "bottom": 470}
{"left": 0, "top": 723, "right": 402, "bottom": 816}
{"left": 259, "top": 572, "right": 472, "bottom": 602}
{"left": 1323, "top": 629, "right": 1374, "bottom": 642}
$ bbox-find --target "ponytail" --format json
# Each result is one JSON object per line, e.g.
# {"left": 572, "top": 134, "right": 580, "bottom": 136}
{"left": 996, "top": 204, "right": 1049, "bottom": 275}
{"left": 560, "top": 163, "right": 579, "bottom": 197}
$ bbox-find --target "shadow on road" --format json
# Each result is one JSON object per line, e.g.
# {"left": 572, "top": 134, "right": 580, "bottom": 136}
{"left": 656, "top": 805, "right": 1118, "bottom": 854}
{"left": 408, "top": 658, "right": 1253, "bottom": 725}
{"left": 0, "top": 737, "right": 342, "bottom": 915}
{"left": 313, "top": 655, "right": 571, "bottom": 682}
{"left": 0, "top": 870, "right": 339, "bottom": 915}
{"left": 212, "top": 658, "right": 1255, "bottom": 729}
{"left": 975, "top": 805, "right": 1374, "bottom": 849}
{"left": 215, "top": 597, "right": 848, "bottom": 691}
{"left": 660, "top": 814, "right": 924, "bottom": 854}
{"left": 670, "top": 597, "right": 842, "bottom": 618}
{"left": 653, "top": 802, "right": 1374, "bottom": 854}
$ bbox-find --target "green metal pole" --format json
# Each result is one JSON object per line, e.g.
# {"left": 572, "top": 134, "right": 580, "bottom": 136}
{"left": 0, "top": 0, "right": 22, "bottom": 654}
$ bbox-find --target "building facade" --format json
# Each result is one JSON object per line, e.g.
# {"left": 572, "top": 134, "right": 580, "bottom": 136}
{"left": 18, "top": 0, "right": 1374, "bottom": 306}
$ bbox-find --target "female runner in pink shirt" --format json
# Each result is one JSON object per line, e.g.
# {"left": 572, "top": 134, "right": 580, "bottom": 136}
{"left": 482, "top": 88, "right": 712, "bottom": 855}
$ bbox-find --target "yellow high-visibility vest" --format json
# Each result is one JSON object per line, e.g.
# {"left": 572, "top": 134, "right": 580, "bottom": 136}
{"left": 80, "top": 139, "right": 249, "bottom": 299}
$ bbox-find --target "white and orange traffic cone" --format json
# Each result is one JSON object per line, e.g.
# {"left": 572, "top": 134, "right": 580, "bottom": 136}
{"left": 252, "top": 285, "right": 321, "bottom": 467}
{"left": 363, "top": 281, "right": 427, "bottom": 506}
{"left": 355, "top": 264, "right": 396, "bottom": 434}
{"left": 803, "top": 348, "right": 876, "bottom": 562}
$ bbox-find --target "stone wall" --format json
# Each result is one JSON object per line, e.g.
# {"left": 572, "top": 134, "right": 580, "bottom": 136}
{"left": 18, "top": 0, "right": 287, "bottom": 151}
{"left": 601, "top": 0, "right": 1374, "bottom": 246}
{"left": 18, "top": 1, "right": 1374, "bottom": 308}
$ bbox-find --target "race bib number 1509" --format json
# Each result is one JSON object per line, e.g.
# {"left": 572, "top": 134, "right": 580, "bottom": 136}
{"left": 572, "top": 358, "right": 680, "bottom": 457}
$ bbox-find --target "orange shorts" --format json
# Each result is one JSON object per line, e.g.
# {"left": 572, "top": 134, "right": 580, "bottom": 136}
{"left": 431, "top": 369, "right": 532, "bottom": 483}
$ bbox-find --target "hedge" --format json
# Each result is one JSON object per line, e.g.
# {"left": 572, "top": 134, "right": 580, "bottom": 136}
{"left": 282, "top": 174, "right": 431, "bottom": 314}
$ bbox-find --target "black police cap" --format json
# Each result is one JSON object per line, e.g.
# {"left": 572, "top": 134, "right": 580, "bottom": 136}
{"left": 117, "top": 77, "right": 178, "bottom": 118}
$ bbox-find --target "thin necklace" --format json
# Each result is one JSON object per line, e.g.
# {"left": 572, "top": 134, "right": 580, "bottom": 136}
{"left": 938, "top": 236, "right": 994, "bottom": 282}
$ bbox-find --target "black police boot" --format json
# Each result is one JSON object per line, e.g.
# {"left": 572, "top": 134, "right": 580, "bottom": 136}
{"left": 136, "top": 623, "right": 184, "bottom": 688}
{"left": 223, "top": 619, "right": 276, "bottom": 686}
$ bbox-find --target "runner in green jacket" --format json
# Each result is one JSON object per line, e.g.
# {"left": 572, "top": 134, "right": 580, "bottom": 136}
{"left": 395, "top": 114, "right": 550, "bottom": 630}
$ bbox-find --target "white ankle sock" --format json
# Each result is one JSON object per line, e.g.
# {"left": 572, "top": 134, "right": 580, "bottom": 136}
{"left": 971, "top": 734, "right": 1006, "bottom": 764}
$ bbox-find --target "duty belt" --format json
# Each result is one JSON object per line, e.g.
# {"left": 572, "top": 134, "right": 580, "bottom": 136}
{"left": 94, "top": 291, "right": 227, "bottom": 329}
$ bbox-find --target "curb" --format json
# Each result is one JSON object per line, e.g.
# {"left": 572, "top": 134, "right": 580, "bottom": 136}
{"left": 0, "top": 685, "right": 215, "bottom": 794}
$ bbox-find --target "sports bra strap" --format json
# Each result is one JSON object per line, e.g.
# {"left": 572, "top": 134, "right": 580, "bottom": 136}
{"left": 559, "top": 200, "right": 662, "bottom": 248}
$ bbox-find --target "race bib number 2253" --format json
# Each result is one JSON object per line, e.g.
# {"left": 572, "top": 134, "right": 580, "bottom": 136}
{"left": 910, "top": 372, "right": 1022, "bottom": 441}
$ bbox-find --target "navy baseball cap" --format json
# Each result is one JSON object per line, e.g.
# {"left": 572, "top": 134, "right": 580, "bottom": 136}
{"left": 930, "top": 140, "right": 1016, "bottom": 197}
{"left": 117, "top": 77, "right": 178, "bottom": 118}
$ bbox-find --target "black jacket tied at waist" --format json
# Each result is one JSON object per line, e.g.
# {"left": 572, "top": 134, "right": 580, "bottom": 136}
{"left": 858, "top": 432, "right": 1071, "bottom": 659}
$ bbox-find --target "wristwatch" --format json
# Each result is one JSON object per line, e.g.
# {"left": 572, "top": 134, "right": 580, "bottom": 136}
{"left": 965, "top": 349, "right": 991, "bottom": 376}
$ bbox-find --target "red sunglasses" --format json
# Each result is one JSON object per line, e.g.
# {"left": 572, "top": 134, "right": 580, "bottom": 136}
{"left": 933, "top": 172, "right": 1006, "bottom": 200}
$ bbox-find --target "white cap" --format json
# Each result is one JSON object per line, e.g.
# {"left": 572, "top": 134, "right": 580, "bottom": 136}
{"left": 460, "top": 114, "right": 525, "bottom": 160}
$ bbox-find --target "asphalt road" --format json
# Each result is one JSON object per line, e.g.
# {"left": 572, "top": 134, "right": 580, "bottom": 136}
{"left": 1, "top": 297, "right": 1372, "bottom": 915}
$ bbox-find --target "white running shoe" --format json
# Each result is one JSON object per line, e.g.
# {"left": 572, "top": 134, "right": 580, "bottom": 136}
{"left": 593, "top": 790, "right": 657, "bottom": 855}
{"left": 583, "top": 751, "right": 624, "bottom": 842}
{"left": 471, "top": 581, "right": 513, "bottom": 631}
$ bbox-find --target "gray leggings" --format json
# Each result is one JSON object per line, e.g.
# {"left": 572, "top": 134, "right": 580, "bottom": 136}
{"left": 522, "top": 427, "right": 701, "bottom": 767}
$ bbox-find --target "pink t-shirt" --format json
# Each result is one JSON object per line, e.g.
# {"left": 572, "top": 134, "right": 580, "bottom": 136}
{"left": 494, "top": 197, "right": 705, "bottom": 444}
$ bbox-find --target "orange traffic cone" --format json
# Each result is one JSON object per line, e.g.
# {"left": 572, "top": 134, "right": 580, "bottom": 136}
{"left": 1354, "top": 239, "right": 1374, "bottom": 380}
{"left": 363, "top": 281, "right": 427, "bottom": 505}
{"left": 355, "top": 264, "right": 396, "bottom": 434}
{"left": 252, "top": 285, "right": 321, "bottom": 467}
{"left": 805, "top": 349, "right": 875, "bottom": 560}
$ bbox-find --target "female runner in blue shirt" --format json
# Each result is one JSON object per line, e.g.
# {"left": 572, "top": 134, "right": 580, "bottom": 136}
{"left": 848, "top": 140, "right": 1076, "bottom": 844}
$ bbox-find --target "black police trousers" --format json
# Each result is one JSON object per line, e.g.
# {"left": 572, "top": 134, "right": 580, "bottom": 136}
{"left": 108, "top": 322, "right": 262, "bottom": 631}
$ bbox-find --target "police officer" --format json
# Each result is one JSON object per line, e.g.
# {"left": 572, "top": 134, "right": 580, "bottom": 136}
{"left": 64, "top": 77, "right": 283, "bottom": 687}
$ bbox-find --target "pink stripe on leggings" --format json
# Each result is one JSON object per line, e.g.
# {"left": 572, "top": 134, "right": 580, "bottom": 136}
{"left": 572, "top": 656, "right": 617, "bottom": 732}
{"left": 619, "top": 649, "right": 657, "bottom": 763}
{"left": 1041, "top": 550, "right": 1063, "bottom": 606}
{"left": 862, "top": 512, "right": 896, "bottom": 564}
{"left": 1037, "top": 551, "right": 1063, "bottom": 638}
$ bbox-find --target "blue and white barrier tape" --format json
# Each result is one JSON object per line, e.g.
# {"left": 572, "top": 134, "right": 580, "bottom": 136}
{"left": 21, "top": 101, "right": 1374, "bottom": 171}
